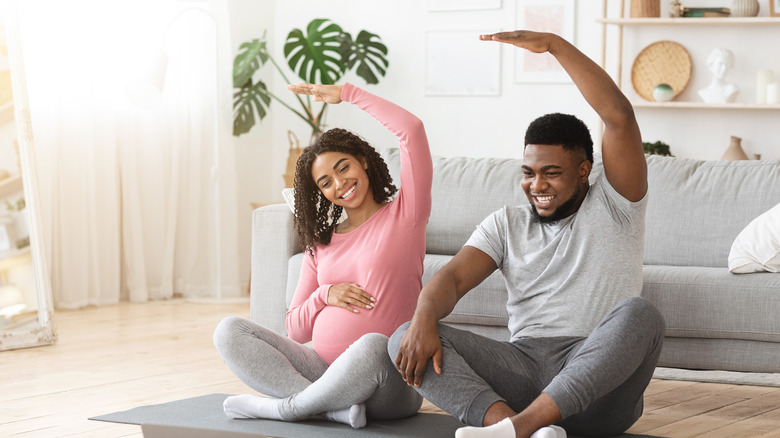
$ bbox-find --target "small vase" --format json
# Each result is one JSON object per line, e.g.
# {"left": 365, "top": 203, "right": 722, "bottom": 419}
{"left": 731, "top": 0, "right": 759, "bottom": 17}
{"left": 721, "top": 136, "right": 750, "bottom": 160}
{"left": 653, "top": 83, "right": 674, "bottom": 102}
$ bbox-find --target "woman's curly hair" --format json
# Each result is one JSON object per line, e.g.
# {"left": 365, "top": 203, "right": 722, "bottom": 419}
{"left": 293, "top": 128, "right": 397, "bottom": 255}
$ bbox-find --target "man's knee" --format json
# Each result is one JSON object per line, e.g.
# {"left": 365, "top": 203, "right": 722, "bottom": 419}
{"left": 614, "top": 297, "right": 666, "bottom": 356}
{"left": 623, "top": 296, "right": 666, "bottom": 335}
{"left": 387, "top": 321, "right": 411, "bottom": 358}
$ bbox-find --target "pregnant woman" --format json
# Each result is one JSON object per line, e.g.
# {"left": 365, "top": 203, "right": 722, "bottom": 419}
{"left": 213, "top": 81, "right": 432, "bottom": 428}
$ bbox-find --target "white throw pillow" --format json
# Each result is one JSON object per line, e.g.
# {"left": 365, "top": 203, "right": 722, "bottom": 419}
{"left": 728, "top": 202, "right": 780, "bottom": 273}
{"left": 282, "top": 188, "right": 296, "bottom": 213}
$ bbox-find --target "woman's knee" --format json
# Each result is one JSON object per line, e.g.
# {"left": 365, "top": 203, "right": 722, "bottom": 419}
{"left": 213, "top": 315, "right": 248, "bottom": 350}
{"left": 350, "top": 333, "right": 391, "bottom": 363}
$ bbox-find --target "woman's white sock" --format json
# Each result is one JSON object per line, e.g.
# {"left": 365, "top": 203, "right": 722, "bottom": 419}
{"left": 223, "top": 394, "right": 366, "bottom": 429}
{"left": 223, "top": 394, "right": 281, "bottom": 420}
{"left": 325, "top": 403, "right": 367, "bottom": 428}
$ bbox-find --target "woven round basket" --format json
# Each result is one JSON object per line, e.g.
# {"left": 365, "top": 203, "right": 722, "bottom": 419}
{"left": 631, "top": 41, "right": 692, "bottom": 102}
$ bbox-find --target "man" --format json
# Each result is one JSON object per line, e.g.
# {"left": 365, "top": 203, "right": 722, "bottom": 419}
{"left": 388, "top": 31, "right": 665, "bottom": 438}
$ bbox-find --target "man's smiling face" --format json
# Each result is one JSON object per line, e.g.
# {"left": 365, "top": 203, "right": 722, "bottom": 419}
{"left": 521, "top": 144, "right": 591, "bottom": 223}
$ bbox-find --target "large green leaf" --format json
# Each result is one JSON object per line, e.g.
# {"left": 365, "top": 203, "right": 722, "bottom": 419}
{"left": 233, "top": 39, "right": 269, "bottom": 88}
{"left": 233, "top": 80, "right": 272, "bottom": 136}
{"left": 339, "top": 30, "right": 389, "bottom": 85}
{"left": 283, "top": 19, "right": 344, "bottom": 85}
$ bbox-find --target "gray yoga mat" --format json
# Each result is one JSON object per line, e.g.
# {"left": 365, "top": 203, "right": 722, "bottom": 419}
{"left": 90, "top": 393, "right": 664, "bottom": 438}
{"left": 90, "top": 393, "right": 465, "bottom": 438}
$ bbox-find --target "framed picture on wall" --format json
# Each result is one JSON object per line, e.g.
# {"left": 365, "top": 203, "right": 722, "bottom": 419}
{"left": 771, "top": 0, "right": 780, "bottom": 16}
{"left": 425, "top": 30, "right": 501, "bottom": 96}
{"left": 426, "top": 0, "right": 501, "bottom": 11}
{"left": 514, "top": 0, "right": 575, "bottom": 83}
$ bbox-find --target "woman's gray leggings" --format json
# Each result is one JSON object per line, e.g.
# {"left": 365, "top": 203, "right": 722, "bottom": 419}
{"left": 213, "top": 316, "right": 422, "bottom": 421}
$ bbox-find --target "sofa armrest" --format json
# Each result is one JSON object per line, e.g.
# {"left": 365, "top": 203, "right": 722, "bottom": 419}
{"left": 250, "top": 204, "right": 301, "bottom": 335}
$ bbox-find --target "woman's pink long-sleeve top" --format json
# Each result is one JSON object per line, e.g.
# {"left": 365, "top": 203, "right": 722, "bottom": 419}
{"left": 285, "top": 83, "right": 432, "bottom": 365}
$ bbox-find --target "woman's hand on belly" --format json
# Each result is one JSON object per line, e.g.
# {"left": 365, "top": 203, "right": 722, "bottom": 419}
{"left": 327, "top": 283, "right": 376, "bottom": 313}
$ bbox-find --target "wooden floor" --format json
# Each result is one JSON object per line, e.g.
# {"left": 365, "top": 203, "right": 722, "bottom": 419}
{"left": 2, "top": 299, "right": 779, "bottom": 438}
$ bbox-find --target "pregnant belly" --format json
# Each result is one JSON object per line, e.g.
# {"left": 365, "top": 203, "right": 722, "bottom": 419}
{"left": 311, "top": 306, "right": 387, "bottom": 364}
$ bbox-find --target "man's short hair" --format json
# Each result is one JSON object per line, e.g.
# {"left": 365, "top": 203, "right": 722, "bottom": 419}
{"left": 524, "top": 113, "right": 594, "bottom": 163}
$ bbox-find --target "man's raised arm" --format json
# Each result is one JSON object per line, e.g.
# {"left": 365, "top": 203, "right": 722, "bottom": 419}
{"left": 481, "top": 31, "right": 646, "bottom": 201}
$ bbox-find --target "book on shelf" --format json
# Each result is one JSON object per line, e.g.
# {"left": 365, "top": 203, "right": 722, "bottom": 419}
{"left": 681, "top": 7, "right": 731, "bottom": 17}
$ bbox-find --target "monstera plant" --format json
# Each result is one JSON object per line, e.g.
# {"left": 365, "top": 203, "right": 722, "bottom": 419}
{"left": 232, "top": 18, "right": 390, "bottom": 140}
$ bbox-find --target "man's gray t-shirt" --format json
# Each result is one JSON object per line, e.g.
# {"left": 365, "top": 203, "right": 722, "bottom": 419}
{"left": 465, "top": 172, "right": 648, "bottom": 340}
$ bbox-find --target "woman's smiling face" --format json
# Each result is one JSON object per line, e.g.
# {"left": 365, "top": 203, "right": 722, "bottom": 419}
{"left": 311, "top": 151, "right": 372, "bottom": 211}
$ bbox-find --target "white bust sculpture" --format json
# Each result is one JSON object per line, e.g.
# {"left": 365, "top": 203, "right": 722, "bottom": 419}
{"left": 698, "top": 48, "right": 739, "bottom": 104}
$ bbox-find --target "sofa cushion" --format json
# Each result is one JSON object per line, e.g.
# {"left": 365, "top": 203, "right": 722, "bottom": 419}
{"left": 644, "top": 156, "right": 780, "bottom": 268}
{"left": 382, "top": 148, "right": 604, "bottom": 256}
{"left": 642, "top": 265, "right": 780, "bottom": 343}
{"left": 658, "top": 337, "right": 780, "bottom": 373}
{"left": 728, "top": 202, "right": 780, "bottom": 273}
{"left": 423, "top": 255, "right": 509, "bottom": 328}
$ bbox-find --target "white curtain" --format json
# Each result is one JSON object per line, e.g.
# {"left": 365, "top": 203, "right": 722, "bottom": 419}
{"left": 15, "top": 0, "right": 241, "bottom": 308}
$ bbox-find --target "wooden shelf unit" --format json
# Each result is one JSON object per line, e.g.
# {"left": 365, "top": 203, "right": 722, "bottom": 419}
{"left": 599, "top": 1, "right": 780, "bottom": 108}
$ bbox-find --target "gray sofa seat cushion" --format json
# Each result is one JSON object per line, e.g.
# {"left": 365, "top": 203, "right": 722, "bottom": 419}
{"left": 644, "top": 156, "right": 780, "bottom": 268}
{"left": 642, "top": 265, "right": 780, "bottom": 343}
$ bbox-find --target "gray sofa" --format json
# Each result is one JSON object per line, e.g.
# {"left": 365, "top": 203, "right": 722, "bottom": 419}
{"left": 250, "top": 149, "right": 780, "bottom": 374}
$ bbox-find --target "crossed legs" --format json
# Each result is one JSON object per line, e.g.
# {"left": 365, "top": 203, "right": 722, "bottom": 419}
{"left": 388, "top": 296, "right": 665, "bottom": 437}
{"left": 213, "top": 317, "right": 421, "bottom": 427}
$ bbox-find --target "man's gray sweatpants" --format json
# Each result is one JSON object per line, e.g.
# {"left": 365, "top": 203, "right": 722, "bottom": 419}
{"left": 388, "top": 296, "right": 665, "bottom": 436}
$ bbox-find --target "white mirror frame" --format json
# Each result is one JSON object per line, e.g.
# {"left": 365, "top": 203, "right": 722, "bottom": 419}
{"left": 0, "top": 3, "right": 57, "bottom": 351}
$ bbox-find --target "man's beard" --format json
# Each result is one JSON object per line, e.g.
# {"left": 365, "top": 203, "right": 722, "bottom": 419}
{"left": 530, "top": 184, "right": 584, "bottom": 224}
